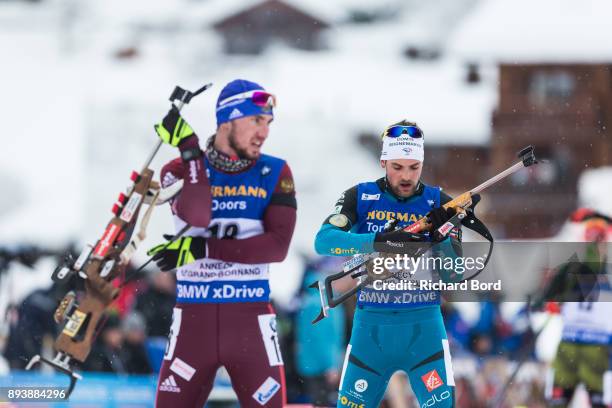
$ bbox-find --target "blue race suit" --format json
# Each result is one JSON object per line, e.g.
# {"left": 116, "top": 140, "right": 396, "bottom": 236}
{"left": 315, "top": 178, "right": 461, "bottom": 408}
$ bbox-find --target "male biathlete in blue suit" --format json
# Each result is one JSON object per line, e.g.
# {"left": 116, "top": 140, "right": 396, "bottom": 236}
{"left": 315, "top": 120, "right": 463, "bottom": 407}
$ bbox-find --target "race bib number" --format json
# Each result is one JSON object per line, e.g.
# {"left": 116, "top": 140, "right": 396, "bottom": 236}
{"left": 257, "top": 314, "right": 283, "bottom": 366}
{"left": 164, "top": 308, "right": 182, "bottom": 360}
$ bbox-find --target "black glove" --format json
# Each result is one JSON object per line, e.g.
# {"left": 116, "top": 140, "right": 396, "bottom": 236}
{"left": 429, "top": 206, "right": 458, "bottom": 232}
{"left": 154, "top": 106, "right": 195, "bottom": 147}
{"left": 147, "top": 235, "right": 206, "bottom": 272}
{"left": 469, "top": 193, "right": 481, "bottom": 211}
{"left": 373, "top": 229, "right": 429, "bottom": 254}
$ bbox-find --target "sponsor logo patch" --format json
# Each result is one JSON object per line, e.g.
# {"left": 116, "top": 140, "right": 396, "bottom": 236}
{"left": 229, "top": 108, "right": 243, "bottom": 120}
{"left": 421, "top": 369, "right": 444, "bottom": 392}
{"left": 188, "top": 160, "right": 198, "bottom": 184}
{"left": 437, "top": 221, "right": 455, "bottom": 237}
{"left": 354, "top": 379, "right": 368, "bottom": 393}
{"left": 211, "top": 184, "right": 267, "bottom": 199}
{"left": 366, "top": 210, "right": 424, "bottom": 223}
{"left": 177, "top": 281, "right": 269, "bottom": 302}
{"left": 120, "top": 192, "right": 143, "bottom": 223}
{"left": 361, "top": 193, "right": 380, "bottom": 201}
{"left": 421, "top": 390, "right": 451, "bottom": 407}
{"left": 331, "top": 247, "right": 358, "bottom": 255}
{"left": 339, "top": 395, "right": 365, "bottom": 408}
{"left": 93, "top": 223, "right": 120, "bottom": 258}
{"left": 329, "top": 214, "right": 349, "bottom": 228}
{"left": 62, "top": 310, "right": 87, "bottom": 338}
{"left": 159, "top": 375, "right": 181, "bottom": 393}
{"left": 252, "top": 376, "right": 280, "bottom": 405}
{"left": 162, "top": 172, "right": 179, "bottom": 188}
{"left": 279, "top": 178, "right": 294, "bottom": 193}
{"left": 170, "top": 357, "right": 196, "bottom": 381}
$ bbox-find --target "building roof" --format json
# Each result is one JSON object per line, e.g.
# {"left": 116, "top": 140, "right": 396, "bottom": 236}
{"left": 212, "top": 0, "right": 331, "bottom": 30}
{"left": 448, "top": 0, "right": 612, "bottom": 63}
{"left": 188, "top": 0, "right": 340, "bottom": 28}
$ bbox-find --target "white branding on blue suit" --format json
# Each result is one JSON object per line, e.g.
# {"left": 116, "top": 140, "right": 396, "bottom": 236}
{"left": 361, "top": 193, "right": 380, "bottom": 201}
{"left": 211, "top": 199, "right": 247, "bottom": 211}
{"left": 421, "top": 390, "right": 450, "bottom": 407}
{"left": 171, "top": 217, "right": 273, "bottom": 303}
{"left": 354, "top": 379, "right": 368, "bottom": 393}
{"left": 177, "top": 280, "right": 269, "bottom": 303}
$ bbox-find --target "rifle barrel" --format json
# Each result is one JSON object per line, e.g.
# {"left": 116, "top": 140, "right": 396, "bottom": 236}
{"left": 470, "top": 161, "right": 525, "bottom": 194}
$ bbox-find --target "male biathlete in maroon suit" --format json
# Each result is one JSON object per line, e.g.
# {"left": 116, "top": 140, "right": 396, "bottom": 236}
{"left": 149, "top": 79, "right": 296, "bottom": 407}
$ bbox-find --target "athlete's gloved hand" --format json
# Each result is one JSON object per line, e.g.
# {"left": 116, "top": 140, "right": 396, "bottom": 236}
{"left": 154, "top": 106, "right": 195, "bottom": 147}
{"left": 147, "top": 235, "right": 206, "bottom": 271}
{"left": 428, "top": 206, "right": 457, "bottom": 231}
{"left": 373, "top": 229, "right": 429, "bottom": 254}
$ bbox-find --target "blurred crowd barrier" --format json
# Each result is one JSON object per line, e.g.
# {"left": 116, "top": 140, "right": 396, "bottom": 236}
{"left": 0, "top": 252, "right": 593, "bottom": 407}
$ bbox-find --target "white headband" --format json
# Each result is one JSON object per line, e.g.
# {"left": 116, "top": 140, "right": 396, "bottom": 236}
{"left": 380, "top": 135, "right": 424, "bottom": 161}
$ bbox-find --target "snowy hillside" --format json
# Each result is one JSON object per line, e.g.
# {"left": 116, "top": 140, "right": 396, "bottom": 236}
{"left": 0, "top": 0, "right": 496, "bottom": 309}
{"left": 0, "top": 0, "right": 609, "bottom": 315}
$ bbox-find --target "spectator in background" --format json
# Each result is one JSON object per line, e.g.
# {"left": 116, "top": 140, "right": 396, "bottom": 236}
{"left": 83, "top": 314, "right": 125, "bottom": 373}
{"left": 468, "top": 300, "right": 531, "bottom": 359}
{"left": 469, "top": 301, "right": 499, "bottom": 357}
{"left": 3, "top": 282, "right": 67, "bottom": 369}
{"left": 295, "top": 256, "right": 348, "bottom": 406}
{"left": 441, "top": 301, "right": 471, "bottom": 353}
{"left": 109, "top": 265, "right": 147, "bottom": 318}
{"left": 81, "top": 312, "right": 153, "bottom": 374}
{"left": 133, "top": 270, "right": 176, "bottom": 337}
{"left": 120, "top": 311, "right": 152, "bottom": 374}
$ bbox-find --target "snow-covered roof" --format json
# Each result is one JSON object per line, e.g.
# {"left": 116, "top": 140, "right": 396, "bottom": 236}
{"left": 290, "top": 0, "right": 401, "bottom": 24}
{"left": 448, "top": 0, "right": 612, "bottom": 63}
{"left": 186, "top": 0, "right": 343, "bottom": 28}
{"left": 186, "top": 0, "right": 265, "bottom": 27}
{"left": 400, "top": 0, "right": 478, "bottom": 50}
{"left": 187, "top": 0, "right": 408, "bottom": 28}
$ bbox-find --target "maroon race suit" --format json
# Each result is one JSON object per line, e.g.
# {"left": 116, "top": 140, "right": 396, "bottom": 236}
{"left": 155, "top": 146, "right": 296, "bottom": 408}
